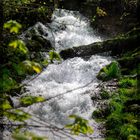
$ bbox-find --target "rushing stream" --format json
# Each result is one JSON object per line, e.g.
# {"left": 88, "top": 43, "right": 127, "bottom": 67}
{"left": 19, "top": 9, "right": 112, "bottom": 140}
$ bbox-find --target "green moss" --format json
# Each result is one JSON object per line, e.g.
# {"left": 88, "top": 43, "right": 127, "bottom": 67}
{"left": 120, "top": 124, "right": 138, "bottom": 139}
{"left": 118, "top": 78, "right": 137, "bottom": 88}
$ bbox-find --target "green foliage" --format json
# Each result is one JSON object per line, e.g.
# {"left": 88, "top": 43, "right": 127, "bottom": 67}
{"left": 0, "top": 99, "right": 12, "bottom": 111}
{"left": 123, "top": 113, "right": 137, "bottom": 124}
{"left": 49, "top": 50, "right": 61, "bottom": 62}
{"left": 20, "top": 96, "right": 45, "bottom": 106}
{"left": 118, "top": 78, "right": 137, "bottom": 88}
{"left": 66, "top": 115, "right": 93, "bottom": 135}
{"left": 4, "top": 20, "right": 22, "bottom": 34}
{"left": 12, "top": 131, "right": 48, "bottom": 140}
{"left": 22, "top": 60, "right": 42, "bottom": 73}
{"left": 4, "top": 109, "right": 31, "bottom": 122}
{"left": 119, "top": 88, "right": 137, "bottom": 98}
{"left": 42, "top": 59, "right": 49, "bottom": 66}
{"left": 9, "top": 40, "right": 28, "bottom": 54}
{"left": 94, "top": 58, "right": 139, "bottom": 140}
{"left": 96, "top": 7, "right": 107, "bottom": 17}
{"left": 97, "top": 61, "right": 121, "bottom": 81}
{"left": 127, "top": 135, "right": 138, "bottom": 140}
{"left": 0, "top": 73, "right": 17, "bottom": 92}
{"left": 12, "top": 63, "right": 26, "bottom": 76}
{"left": 109, "top": 100, "right": 123, "bottom": 113}
{"left": 120, "top": 124, "right": 138, "bottom": 139}
{"left": 106, "top": 113, "right": 123, "bottom": 128}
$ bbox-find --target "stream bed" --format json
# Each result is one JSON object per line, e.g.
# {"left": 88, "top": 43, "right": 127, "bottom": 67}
{"left": 20, "top": 9, "right": 112, "bottom": 140}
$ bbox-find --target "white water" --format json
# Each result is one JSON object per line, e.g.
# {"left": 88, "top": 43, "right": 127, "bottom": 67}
{"left": 20, "top": 9, "right": 112, "bottom": 140}
{"left": 50, "top": 9, "right": 101, "bottom": 51}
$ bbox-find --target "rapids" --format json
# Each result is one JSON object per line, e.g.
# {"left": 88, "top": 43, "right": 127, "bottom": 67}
{"left": 21, "top": 9, "right": 112, "bottom": 140}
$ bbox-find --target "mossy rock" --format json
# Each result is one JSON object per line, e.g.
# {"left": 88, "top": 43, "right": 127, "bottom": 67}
{"left": 26, "top": 40, "right": 43, "bottom": 52}
{"left": 32, "top": 35, "right": 52, "bottom": 50}
{"left": 26, "top": 37, "right": 52, "bottom": 52}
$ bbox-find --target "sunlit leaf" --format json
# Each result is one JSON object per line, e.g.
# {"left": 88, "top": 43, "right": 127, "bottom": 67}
{"left": 49, "top": 51, "right": 61, "bottom": 62}
{"left": 32, "top": 62, "right": 42, "bottom": 73}
{"left": 0, "top": 100, "right": 12, "bottom": 110}
{"left": 42, "top": 59, "right": 49, "bottom": 66}
{"left": 4, "top": 109, "right": 31, "bottom": 122}
{"left": 20, "top": 96, "right": 45, "bottom": 106}
{"left": 4, "top": 20, "right": 22, "bottom": 34}
{"left": 9, "top": 40, "right": 28, "bottom": 54}
{"left": 96, "top": 7, "right": 107, "bottom": 17}
{"left": 66, "top": 115, "right": 94, "bottom": 135}
{"left": 22, "top": 60, "right": 32, "bottom": 71}
{"left": 22, "top": 61, "right": 42, "bottom": 73}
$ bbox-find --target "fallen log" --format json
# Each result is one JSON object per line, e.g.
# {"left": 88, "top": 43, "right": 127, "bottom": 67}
{"left": 60, "top": 28, "right": 140, "bottom": 59}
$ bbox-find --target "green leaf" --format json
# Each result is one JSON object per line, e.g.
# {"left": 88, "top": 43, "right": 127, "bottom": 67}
{"left": 96, "top": 7, "right": 107, "bottom": 17}
{"left": 4, "top": 109, "right": 31, "bottom": 122}
{"left": 9, "top": 40, "right": 28, "bottom": 54}
{"left": 22, "top": 60, "right": 42, "bottom": 73}
{"left": 12, "top": 63, "right": 26, "bottom": 76}
{"left": 32, "top": 62, "right": 42, "bottom": 73}
{"left": 12, "top": 132, "right": 48, "bottom": 140}
{"left": 0, "top": 74, "right": 17, "bottom": 92}
{"left": 42, "top": 59, "right": 49, "bottom": 66}
{"left": 12, "top": 133, "right": 29, "bottom": 140}
{"left": 66, "top": 115, "right": 94, "bottom": 135}
{"left": 4, "top": 20, "right": 22, "bottom": 34}
{"left": 0, "top": 100, "right": 12, "bottom": 110}
{"left": 20, "top": 96, "right": 45, "bottom": 106}
{"left": 49, "top": 51, "right": 61, "bottom": 62}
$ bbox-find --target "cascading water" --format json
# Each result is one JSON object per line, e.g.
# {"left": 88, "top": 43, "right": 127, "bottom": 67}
{"left": 20, "top": 9, "right": 112, "bottom": 140}
{"left": 50, "top": 9, "right": 101, "bottom": 51}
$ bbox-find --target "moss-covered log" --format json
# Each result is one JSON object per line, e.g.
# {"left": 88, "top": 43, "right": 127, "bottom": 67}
{"left": 60, "top": 28, "right": 140, "bottom": 59}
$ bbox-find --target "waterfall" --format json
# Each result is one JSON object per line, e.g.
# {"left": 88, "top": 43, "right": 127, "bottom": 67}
{"left": 20, "top": 9, "right": 112, "bottom": 140}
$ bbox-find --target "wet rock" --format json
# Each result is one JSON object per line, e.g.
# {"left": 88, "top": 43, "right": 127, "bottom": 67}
{"left": 21, "top": 22, "right": 54, "bottom": 52}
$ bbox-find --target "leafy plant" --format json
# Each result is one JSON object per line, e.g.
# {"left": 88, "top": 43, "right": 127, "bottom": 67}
{"left": 96, "top": 7, "right": 107, "bottom": 17}
{"left": 20, "top": 96, "right": 45, "bottom": 106}
{"left": 4, "top": 20, "right": 22, "bottom": 34}
{"left": 66, "top": 115, "right": 94, "bottom": 135}
{"left": 22, "top": 60, "right": 42, "bottom": 73}
{"left": 4, "top": 109, "right": 31, "bottom": 122}
{"left": 97, "top": 61, "right": 121, "bottom": 81}
{"left": 9, "top": 40, "right": 28, "bottom": 54}
{"left": 49, "top": 50, "right": 61, "bottom": 62}
{"left": 0, "top": 73, "right": 17, "bottom": 92}
{"left": 12, "top": 131, "right": 48, "bottom": 140}
{"left": 120, "top": 124, "right": 138, "bottom": 139}
{"left": 119, "top": 78, "right": 137, "bottom": 88}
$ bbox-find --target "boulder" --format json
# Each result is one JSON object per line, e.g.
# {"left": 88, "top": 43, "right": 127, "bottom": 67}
{"left": 20, "top": 22, "right": 54, "bottom": 52}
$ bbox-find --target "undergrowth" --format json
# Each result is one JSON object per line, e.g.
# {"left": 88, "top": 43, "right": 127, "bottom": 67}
{"left": 93, "top": 60, "right": 140, "bottom": 140}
